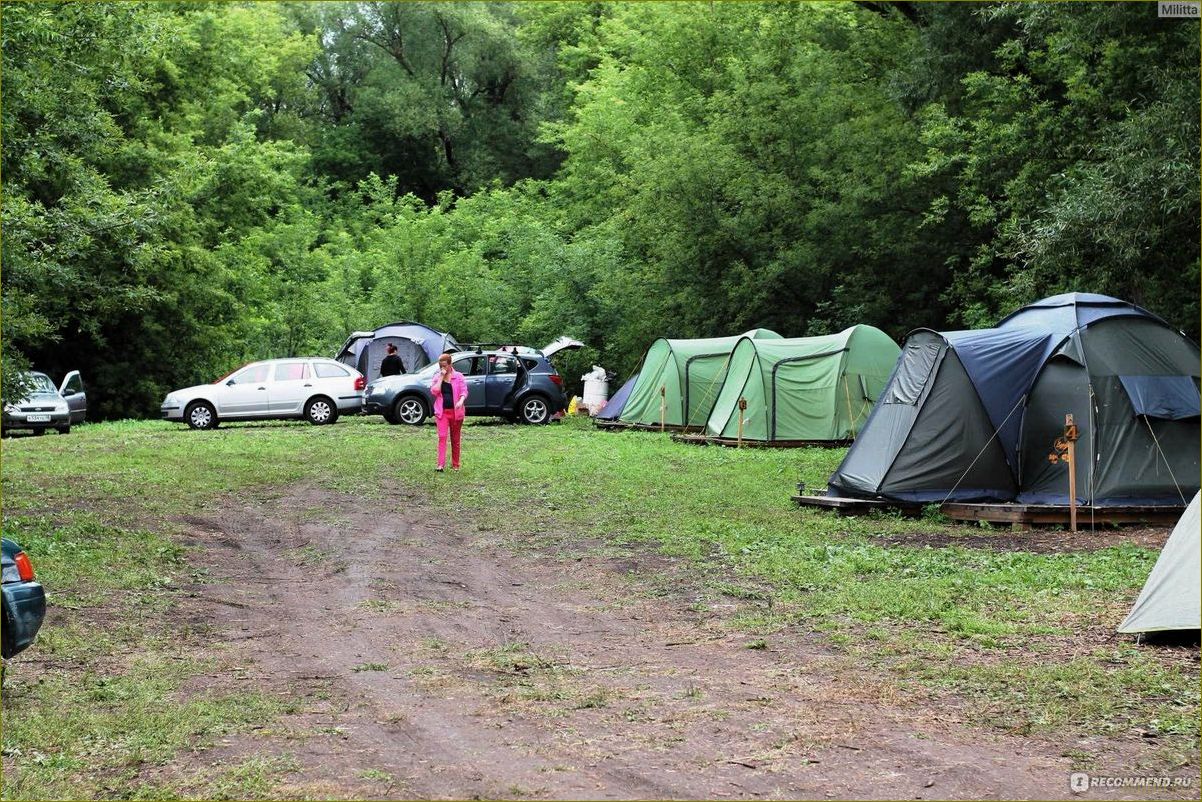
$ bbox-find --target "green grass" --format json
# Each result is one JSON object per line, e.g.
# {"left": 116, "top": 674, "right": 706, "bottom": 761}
{"left": 1, "top": 653, "right": 294, "bottom": 799}
{"left": 1, "top": 415, "right": 1197, "bottom": 797}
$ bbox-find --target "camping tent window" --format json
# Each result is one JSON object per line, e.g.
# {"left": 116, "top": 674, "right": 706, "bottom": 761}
{"left": 1119, "top": 375, "right": 1201, "bottom": 421}
{"left": 885, "top": 340, "right": 941, "bottom": 405}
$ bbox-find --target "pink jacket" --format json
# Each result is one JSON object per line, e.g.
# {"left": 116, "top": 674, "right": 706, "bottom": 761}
{"left": 430, "top": 369, "right": 468, "bottom": 420}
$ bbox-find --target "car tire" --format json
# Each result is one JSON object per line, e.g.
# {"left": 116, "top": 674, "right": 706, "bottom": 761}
{"left": 305, "top": 396, "right": 338, "bottom": 425}
{"left": 56, "top": 425, "right": 70, "bottom": 435}
{"left": 518, "top": 394, "right": 551, "bottom": 425}
{"left": 393, "top": 395, "right": 428, "bottom": 426}
{"left": 185, "top": 401, "right": 218, "bottom": 430}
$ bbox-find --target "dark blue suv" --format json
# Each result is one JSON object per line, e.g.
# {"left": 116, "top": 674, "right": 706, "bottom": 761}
{"left": 363, "top": 340, "right": 579, "bottom": 426}
{"left": 2, "top": 538, "right": 46, "bottom": 667}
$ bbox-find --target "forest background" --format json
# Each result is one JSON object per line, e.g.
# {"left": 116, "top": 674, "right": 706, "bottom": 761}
{"left": 2, "top": 1, "right": 1198, "bottom": 417}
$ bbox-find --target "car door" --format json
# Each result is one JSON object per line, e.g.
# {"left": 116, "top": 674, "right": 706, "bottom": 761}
{"left": 58, "top": 371, "right": 87, "bottom": 424}
{"left": 219, "top": 363, "right": 271, "bottom": 416}
{"left": 485, "top": 354, "right": 521, "bottom": 411}
{"left": 268, "top": 361, "right": 311, "bottom": 415}
{"left": 453, "top": 355, "right": 487, "bottom": 412}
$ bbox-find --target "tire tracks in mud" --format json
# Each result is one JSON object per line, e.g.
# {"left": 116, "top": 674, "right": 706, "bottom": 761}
{"left": 162, "top": 486, "right": 1177, "bottom": 800}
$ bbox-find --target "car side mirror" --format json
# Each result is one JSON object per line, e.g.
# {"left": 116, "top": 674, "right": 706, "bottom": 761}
{"left": 226, "top": 379, "right": 236, "bottom": 386}
{"left": 61, "top": 389, "right": 76, "bottom": 397}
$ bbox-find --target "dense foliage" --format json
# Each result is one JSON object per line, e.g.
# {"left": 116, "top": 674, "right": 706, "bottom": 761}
{"left": 2, "top": 2, "right": 1197, "bottom": 417}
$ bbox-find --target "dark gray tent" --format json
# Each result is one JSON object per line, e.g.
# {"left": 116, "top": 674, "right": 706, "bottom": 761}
{"left": 828, "top": 294, "right": 1200, "bottom": 506}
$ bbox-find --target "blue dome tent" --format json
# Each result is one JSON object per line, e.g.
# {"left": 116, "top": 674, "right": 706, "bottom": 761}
{"left": 828, "top": 294, "right": 1200, "bottom": 506}
{"left": 335, "top": 322, "right": 458, "bottom": 382}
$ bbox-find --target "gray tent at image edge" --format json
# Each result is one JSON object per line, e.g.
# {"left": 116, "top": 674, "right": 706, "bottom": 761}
{"left": 828, "top": 293, "right": 1201, "bottom": 506}
{"left": 1119, "top": 492, "right": 1200, "bottom": 634}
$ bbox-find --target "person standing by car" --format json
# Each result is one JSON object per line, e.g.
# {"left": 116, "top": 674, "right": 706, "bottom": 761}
{"left": 379, "top": 343, "right": 406, "bottom": 377}
{"left": 430, "top": 353, "right": 467, "bottom": 471}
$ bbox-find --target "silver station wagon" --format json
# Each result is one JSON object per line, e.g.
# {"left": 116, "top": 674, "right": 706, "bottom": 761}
{"left": 161, "top": 358, "right": 365, "bottom": 429}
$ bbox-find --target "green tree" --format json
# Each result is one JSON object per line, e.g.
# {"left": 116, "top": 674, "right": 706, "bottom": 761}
{"left": 901, "top": 2, "right": 1200, "bottom": 335}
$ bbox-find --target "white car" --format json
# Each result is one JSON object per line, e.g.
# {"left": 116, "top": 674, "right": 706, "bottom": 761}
{"left": 161, "top": 358, "right": 365, "bottom": 430}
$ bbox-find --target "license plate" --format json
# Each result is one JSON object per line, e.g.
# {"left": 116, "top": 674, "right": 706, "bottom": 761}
{"left": 26, "top": 415, "right": 50, "bottom": 422}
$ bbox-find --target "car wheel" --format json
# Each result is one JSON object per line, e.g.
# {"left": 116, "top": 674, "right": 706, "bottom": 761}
{"left": 305, "top": 396, "right": 337, "bottom": 425}
{"left": 56, "top": 425, "right": 71, "bottom": 435}
{"left": 519, "top": 395, "right": 551, "bottom": 425}
{"left": 394, "top": 396, "right": 428, "bottom": 426}
{"left": 185, "top": 401, "right": 218, "bottom": 430}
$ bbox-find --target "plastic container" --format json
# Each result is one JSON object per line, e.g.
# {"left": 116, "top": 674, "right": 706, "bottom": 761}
{"left": 581, "top": 366, "right": 609, "bottom": 414}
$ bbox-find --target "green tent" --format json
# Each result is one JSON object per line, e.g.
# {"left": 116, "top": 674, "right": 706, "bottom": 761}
{"left": 704, "top": 326, "right": 900, "bottom": 443}
{"left": 618, "top": 329, "right": 781, "bottom": 429}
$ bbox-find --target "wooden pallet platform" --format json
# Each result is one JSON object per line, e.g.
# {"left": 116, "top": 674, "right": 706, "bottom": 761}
{"left": 792, "top": 494, "right": 1184, "bottom": 528}
{"left": 674, "top": 433, "right": 851, "bottom": 449}
{"left": 792, "top": 494, "right": 922, "bottom": 517}
{"left": 593, "top": 420, "right": 688, "bottom": 433}
{"left": 940, "top": 502, "right": 1185, "bottom": 527}
{"left": 671, "top": 433, "right": 712, "bottom": 445}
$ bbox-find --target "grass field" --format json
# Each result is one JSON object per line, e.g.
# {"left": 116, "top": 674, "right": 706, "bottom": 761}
{"left": 1, "top": 415, "right": 1197, "bottom": 798}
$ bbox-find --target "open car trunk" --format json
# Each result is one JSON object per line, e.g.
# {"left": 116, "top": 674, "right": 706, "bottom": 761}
{"left": 540, "top": 336, "right": 584, "bottom": 358}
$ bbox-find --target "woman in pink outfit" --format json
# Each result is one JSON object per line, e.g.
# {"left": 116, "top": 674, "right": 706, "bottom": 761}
{"left": 430, "top": 353, "right": 468, "bottom": 471}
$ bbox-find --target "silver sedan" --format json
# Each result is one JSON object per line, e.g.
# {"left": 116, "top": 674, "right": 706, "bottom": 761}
{"left": 1, "top": 371, "right": 82, "bottom": 435}
{"left": 161, "top": 358, "right": 365, "bottom": 429}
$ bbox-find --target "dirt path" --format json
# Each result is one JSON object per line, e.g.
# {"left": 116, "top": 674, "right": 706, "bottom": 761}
{"left": 158, "top": 485, "right": 1187, "bottom": 800}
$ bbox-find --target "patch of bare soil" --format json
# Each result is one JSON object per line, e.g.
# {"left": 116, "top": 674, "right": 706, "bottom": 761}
{"left": 875, "top": 526, "right": 1173, "bottom": 554}
{"left": 150, "top": 485, "right": 1195, "bottom": 800}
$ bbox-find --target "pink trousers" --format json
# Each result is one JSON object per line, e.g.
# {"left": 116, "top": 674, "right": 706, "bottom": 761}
{"left": 436, "top": 412, "right": 462, "bottom": 469}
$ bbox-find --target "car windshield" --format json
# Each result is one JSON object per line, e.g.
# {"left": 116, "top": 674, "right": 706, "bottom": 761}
{"left": 28, "top": 374, "right": 54, "bottom": 393}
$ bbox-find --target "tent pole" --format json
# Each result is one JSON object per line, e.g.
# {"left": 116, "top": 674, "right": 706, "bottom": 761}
{"left": 660, "top": 386, "right": 666, "bottom": 433}
{"left": 843, "top": 377, "right": 856, "bottom": 439}
{"left": 737, "top": 397, "right": 747, "bottom": 448}
{"left": 1066, "top": 414, "right": 1078, "bottom": 533}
